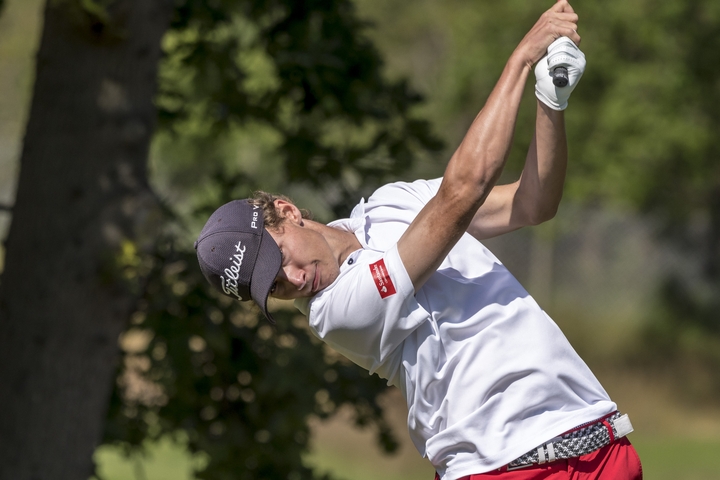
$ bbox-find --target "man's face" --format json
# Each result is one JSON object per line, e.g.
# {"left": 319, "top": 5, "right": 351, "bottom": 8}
{"left": 266, "top": 217, "right": 341, "bottom": 300}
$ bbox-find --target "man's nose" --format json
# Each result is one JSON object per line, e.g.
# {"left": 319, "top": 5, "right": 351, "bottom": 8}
{"left": 283, "top": 266, "right": 306, "bottom": 289}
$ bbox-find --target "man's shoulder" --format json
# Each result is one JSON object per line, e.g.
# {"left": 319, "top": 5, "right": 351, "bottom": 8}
{"left": 367, "top": 178, "right": 442, "bottom": 207}
{"left": 361, "top": 178, "right": 442, "bottom": 231}
{"left": 315, "top": 246, "right": 414, "bottom": 303}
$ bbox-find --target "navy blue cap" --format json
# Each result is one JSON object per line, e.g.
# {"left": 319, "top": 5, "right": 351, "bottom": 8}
{"left": 195, "top": 200, "right": 281, "bottom": 323}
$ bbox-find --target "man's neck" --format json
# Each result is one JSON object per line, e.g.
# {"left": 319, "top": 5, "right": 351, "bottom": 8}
{"left": 305, "top": 220, "right": 362, "bottom": 267}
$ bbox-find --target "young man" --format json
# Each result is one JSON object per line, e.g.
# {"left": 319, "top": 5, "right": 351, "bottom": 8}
{"left": 194, "top": 1, "right": 642, "bottom": 478}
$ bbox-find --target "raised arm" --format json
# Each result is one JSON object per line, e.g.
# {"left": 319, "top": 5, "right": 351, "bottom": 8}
{"left": 468, "top": 14, "right": 586, "bottom": 240}
{"left": 397, "top": 1, "right": 580, "bottom": 291}
{"left": 466, "top": 101, "right": 568, "bottom": 240}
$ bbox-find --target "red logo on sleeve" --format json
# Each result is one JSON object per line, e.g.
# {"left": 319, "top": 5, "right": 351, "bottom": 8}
{"left": 369, "top": 259, "right": 397, "bottom": 299}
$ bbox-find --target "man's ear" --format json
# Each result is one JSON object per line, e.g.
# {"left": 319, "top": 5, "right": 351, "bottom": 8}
{"left": 273, "top": 199, "right": 304, "bottom": 225}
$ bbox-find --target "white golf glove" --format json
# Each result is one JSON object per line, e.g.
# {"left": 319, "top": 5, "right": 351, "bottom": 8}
{"left": 535, "top": 37, "right": 586, "bottom": 111}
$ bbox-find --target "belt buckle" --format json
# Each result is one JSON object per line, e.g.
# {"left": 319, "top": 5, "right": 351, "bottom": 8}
{"left": 611, "top": 413, "right": 634, "bottom": 438}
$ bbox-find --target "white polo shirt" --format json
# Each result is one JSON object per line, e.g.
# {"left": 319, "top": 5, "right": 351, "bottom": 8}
{"left": 295, "top": 178, "right": 616, "bottom": 479}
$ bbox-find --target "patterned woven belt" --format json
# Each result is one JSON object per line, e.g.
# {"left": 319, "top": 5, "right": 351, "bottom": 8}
{"left": 507, "top": 412, "right": 634, "bottom": 470}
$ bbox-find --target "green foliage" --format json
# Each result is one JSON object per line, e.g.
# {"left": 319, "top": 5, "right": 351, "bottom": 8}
{"left": 156, "top": 0, "right": 443, "bottom": 217}
{"left": 354, "top": 0, "right": 720, "bottom": 385}
{"left": 100, "top": 1, "right": 720, "bottom": 477}
{"left": 103, "top": 238, "right": 398, "bottom": 480}
{"left": 354, "top": 0, "right": 720, "bottom": 233}
{"left": 102, "top": 1, "right": 442, "bottom": 479}
{"left": 568, "top": 1, "right": 720, "bottom": 220}
{"left": 634, "top": 272, "right": 720, "bottom": 396}
{"left": 565, "top": 0, "right": 720, "bottom": 370}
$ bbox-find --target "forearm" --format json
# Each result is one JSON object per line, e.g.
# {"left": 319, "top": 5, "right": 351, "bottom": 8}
{"left": 441, "top": 54, "right": 533, "bottom": 209}
{"left": 441, "top": 0, "right": 580, "bottom": 212}
{"left": 403, "top": 57, "right": 532, "bottom": 289}
{"left": 515, "top": 100, "right": 568, "bottom": 224}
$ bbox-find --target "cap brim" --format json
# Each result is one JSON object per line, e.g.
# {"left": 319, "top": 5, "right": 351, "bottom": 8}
{"left": 249, "top": 231, "right": 282, "bottom": 323}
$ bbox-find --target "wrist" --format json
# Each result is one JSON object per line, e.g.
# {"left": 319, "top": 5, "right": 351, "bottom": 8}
{"left": 508, "top": 49, "right": 536, "bottom": 73}
{"left": 499, "top": 54, "right": 533, "bottom": 92}
{"left": 537, "top": 99, "right": 566, "bottom": 123}
{"left": 538, "top": 97, "right": 562, "bottom": 111}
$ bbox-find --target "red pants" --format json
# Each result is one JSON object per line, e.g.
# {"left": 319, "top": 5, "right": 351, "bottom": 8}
{"left": 436, "top": 437, "right": 642, "bottom": 480}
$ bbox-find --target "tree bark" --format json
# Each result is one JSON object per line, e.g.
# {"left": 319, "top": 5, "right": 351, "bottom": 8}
{"left": 0, "top": 1, "right": 172, "bottom": 478}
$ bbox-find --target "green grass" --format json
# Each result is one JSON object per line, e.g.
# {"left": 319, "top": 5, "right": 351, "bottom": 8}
{"left": 93, "top": 437, "right": 206, "bottom": 480}
{"left": 631, "top": 435, "right": 720, "bottom": 480}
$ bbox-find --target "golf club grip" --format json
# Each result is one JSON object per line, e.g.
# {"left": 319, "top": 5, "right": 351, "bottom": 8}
{"left": 552, "top": 66, "right": 569, "bottom": 87}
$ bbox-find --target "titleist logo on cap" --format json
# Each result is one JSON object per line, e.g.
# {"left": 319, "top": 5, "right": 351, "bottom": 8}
{"left": 221, "top": 240, "right": 246, "bottom": 300}
{"left": 195, "top": 198, "right": 282, "bottom": 323}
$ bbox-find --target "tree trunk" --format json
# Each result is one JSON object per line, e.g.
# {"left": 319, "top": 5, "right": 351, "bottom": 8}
{"left": 0, "top": 1, "right": 172, "bottom": 478}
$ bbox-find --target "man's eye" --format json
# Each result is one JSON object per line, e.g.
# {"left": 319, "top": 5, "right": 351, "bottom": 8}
{"left": 270, "top": 281, "right": 277, "bottom": 294}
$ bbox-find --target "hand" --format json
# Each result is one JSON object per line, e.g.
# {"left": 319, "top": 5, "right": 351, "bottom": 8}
{"left": 513, "top": 0, "right": 581, "bottom": 69}
{"left": 535, "top": 37, "right": 586, "bottom": 110}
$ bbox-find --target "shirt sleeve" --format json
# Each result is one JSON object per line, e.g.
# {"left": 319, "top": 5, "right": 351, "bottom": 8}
{"left": 307, "top": 244, "right": 430, "bottom": 385}
{"left": 361, "top": 178, "right": 442, "bottom": 250}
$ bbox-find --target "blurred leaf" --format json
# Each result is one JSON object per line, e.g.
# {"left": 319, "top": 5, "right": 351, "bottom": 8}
{"left": 105, "top": 1, "right": 441, "bottom": 479}
{"left": 155, "top": 0, "right": 443, "bottom": 218}
{"left": 105, "top": 235, "right": 397, "bottom": 480}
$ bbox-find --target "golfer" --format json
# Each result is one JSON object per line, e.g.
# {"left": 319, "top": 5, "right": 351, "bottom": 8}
{"left": 195, "top": 1, "right": 642, "bottom": 478}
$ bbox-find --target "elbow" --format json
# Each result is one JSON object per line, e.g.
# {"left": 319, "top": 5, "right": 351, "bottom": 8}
{"left": 532, "top": 207, "right": 558, "bottom": 225}
{"left": 447, "top": 145, "right": 506, "bottom": 201}
{"left": 523, "top": 201, "right": 559, "bottom": 226}
{"left": 514, "top": 183, "right": 563, "bottom": 226}
{"left": 443, "top": 167, "right": 498, "bottom": 208}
